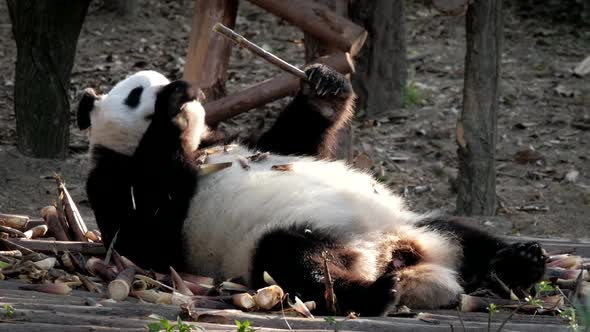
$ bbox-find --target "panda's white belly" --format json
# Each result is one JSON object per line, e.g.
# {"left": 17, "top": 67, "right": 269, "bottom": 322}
{"left": 180, "top": 144, "right": 421, "bottom": 280}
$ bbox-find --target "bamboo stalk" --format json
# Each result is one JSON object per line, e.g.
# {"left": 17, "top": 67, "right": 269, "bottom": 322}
{"left": 213, "top": 23, "right": 306, "bottom": 80}
{"left": 86, "top": 257, "right": 118, "bottom": 281}
{"left": 108, "top": 267, "right": 135, "bottom": 301}
{"left": 55, "top": 176, "right": 88, "bottom": 242}
{"left": 0, "top": 224, "right": 26, "bottom": 237}
{"left": 321, "top": 251, "right": 337, "bottom": 315}
{"left": 118, "top": 254, "right": 149, "bottom": 276}
{"left": 170, "top": 266, "right": 194, "bottom": 296}
{"left": 41, "top": 206, "right": 70, "bottom": 241}
{"left": 0, "top": 213, "right": 29, "bottom": 229}
{"left": 23, "top": 225, "right": 48, "bottom": 239}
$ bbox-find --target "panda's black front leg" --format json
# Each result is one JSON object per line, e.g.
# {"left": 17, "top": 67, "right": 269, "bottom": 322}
{"left": 118, "top": 81, "right": 203, "bottom": 271}
{"left": 254, "top": 64, "right": 355, "bottom": 158}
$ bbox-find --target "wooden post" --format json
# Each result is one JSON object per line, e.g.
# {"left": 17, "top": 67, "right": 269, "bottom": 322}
{"left": 183, "top": 0, "right": 239, "bottom": 101}
{"left": 455, "top": 0, "right": 503, "bottom": 216}
{"left": 349, "top": 0, "right": 407, "bottom": 118}
{"left": 247, "top": 0, "right": 367, "bottom": 56}
{"left": 7, "top": 0, "right": 90, "bottom": 158}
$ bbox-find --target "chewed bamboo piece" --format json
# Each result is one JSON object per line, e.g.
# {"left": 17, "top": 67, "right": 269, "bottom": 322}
{"left": 213, "top": 23, "right": 307, "bottom": 80}
{"left": 55, "top": 175, "right": 88, "bottom": 242}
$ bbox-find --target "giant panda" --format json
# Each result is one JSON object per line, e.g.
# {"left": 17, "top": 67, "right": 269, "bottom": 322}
{"left": 77, "top": 65, "right": 546, "bottom": 316}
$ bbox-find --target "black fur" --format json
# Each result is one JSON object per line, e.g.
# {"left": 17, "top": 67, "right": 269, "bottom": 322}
{"left": 252, "top": 218, "right": 546, "bottom": 316}
{"left": 251, "top": 224, "right": 396, "bottom": 316}
{"left": 86, "top": 81, "right": 199, "bottom": 271}
{"left": 255, "top": 64, "right": 354, "bottom": 157}
{"left": 77, "top": 88, "right": 98, "bottom": 130}
{"left": 124, "top": 86, "right": 144, "bottom": 108}
{"left": 419, "top": 217, "right": 546, "bottom": 297}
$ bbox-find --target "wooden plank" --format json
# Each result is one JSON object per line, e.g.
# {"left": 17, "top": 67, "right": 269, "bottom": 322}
{"left": 505, "top": 236, "right": 590, "bottom": 256}
{"left": 3, "top": 238, "right": 105, "bottom": 255}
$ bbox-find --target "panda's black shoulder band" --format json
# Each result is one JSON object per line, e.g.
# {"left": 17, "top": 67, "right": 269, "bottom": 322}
{"left": 77, "top": 88, "right": 98, "bottom": 130}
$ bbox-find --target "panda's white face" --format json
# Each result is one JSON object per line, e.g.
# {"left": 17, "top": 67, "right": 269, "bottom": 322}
{"left": 88, "top": 70, "right": 170, "bottom": 156}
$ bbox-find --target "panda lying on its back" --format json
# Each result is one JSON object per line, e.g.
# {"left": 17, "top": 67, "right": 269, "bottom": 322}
{"left": 78, "top": 65, "right": 546, "bottom": 316}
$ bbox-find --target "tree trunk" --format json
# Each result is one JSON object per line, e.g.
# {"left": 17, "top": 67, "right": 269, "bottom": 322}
{"left": 7, "top": 0, "right": 90, "bottom": 158}
{"left": 349, "top": 0, "right": 406, "bottom": 118}
{"left": 102, "top": 0, "right": 138, "bottom": 16}
{"left": 304, "top": 0, "right": 353, "bottom": 161}
{"left": 455, "top": 1, "right": 503, "bottom": 216}
{"left": 183, "top": 0, "right": 239, "bottom": 101}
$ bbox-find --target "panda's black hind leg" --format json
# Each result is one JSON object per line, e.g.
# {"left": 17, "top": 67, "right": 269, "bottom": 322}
{"left": 419, "top": 217, "right": 546, "bottom": 297}
{"left": 254, "top": 64, "right": 354, "bottom": 158}
{"left": 251, "top": 224, "right": 395, "bottom": 316}
{"left": 489, "top": 242, "right": 546, "bottom": 295}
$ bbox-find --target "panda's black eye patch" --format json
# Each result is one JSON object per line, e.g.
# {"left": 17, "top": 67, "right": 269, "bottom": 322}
{"left": 124, "top": 86, "right": 144, "bottom": 108}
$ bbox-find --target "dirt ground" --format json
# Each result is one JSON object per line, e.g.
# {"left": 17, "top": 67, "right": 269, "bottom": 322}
{"left": 0, "top": 1, "right": 588, "bottom": 238}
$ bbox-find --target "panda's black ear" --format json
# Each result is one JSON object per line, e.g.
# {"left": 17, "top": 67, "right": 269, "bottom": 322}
{"left": 77, "top": 88, "right": 98, "bottom": 130}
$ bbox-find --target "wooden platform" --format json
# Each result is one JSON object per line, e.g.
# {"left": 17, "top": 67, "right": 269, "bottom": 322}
{"left": 0, "top": 279, "right": 571, "bottom": 332}
{"left": 3, "top": 235, "right": 589, "bottom": 331}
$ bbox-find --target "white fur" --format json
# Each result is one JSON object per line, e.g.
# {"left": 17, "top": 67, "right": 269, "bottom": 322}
{"left": 181, "top": 145, "right": 438, "bottom": 279}
{"left": 88, "top": 71, "right": 170, "bottom": 156}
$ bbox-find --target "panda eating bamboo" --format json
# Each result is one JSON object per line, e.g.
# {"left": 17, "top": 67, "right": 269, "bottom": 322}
{"left": 77, "top": 65, "right": 546, "bottom": 316}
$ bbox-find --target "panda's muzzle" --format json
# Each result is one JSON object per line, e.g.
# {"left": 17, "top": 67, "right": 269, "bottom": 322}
{"left": 155, "top": 80, "right": 204, "bottom": 119}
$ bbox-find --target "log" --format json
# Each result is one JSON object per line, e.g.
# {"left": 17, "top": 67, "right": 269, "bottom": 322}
{"left": 108, "top": 267, "right": 135, "bottom": 301}
{"left": 183, "top": 0, "right": 238, "bottom": 100}
{"left": 0, "top": 213, "right": 29, "bottom": 229}
{"left": 247, "top": 0, "right": 367, "bottom": 56}
{"left": 23, "top": 225, "right": 48, "bottom": 239}
{"left": 55, "top": 176, "right": 88, "bottom": 241}
{"left": 204, "top": 52, "right": 355, "bottom": 125}
{"left": 41, "top": 206, "right": 70, "bottom": 241}
{"left": 4, "top": 238, "right": 105, "bottom": 255}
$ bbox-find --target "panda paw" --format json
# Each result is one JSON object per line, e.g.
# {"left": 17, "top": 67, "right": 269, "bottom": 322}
{"left": 302, "top": 64, "right": 352, "bottom": 100}
{"left": 491, "top": 242, "right": 546, "bottom": 290}
{"left": 355, "top": 273, "right": 398, "bottom": 316}
{"left": 155, "top": 80, "right": 201, "bottom": 121}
